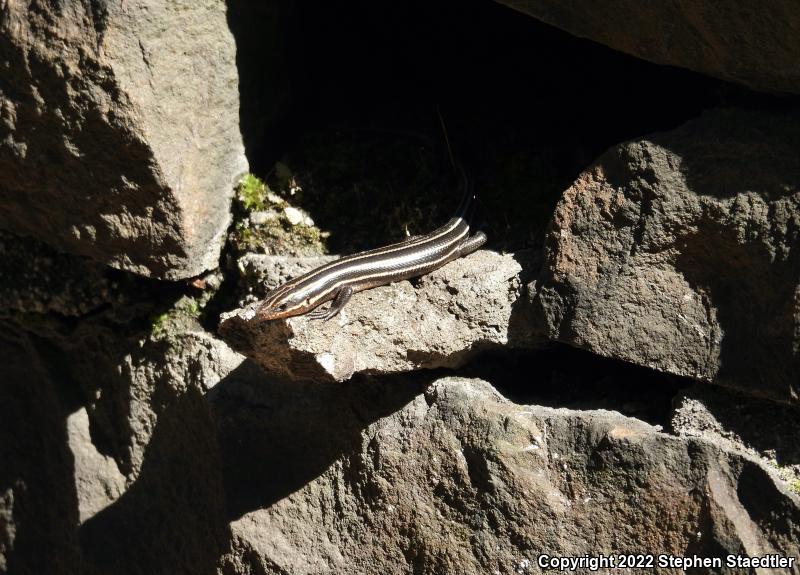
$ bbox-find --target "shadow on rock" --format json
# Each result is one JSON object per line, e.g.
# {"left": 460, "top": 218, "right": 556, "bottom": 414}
{"left": 661, "top": 109, "right": 800, "bottom": 401}
{"left": 209, "top": 359, "right": 427, "bottom": 520}
{"left": 79, "top": 386, "right": 228, "bottom": 575}
{"left": 674, "top": 214, "right": 798, "bottom": 401}
{"left": 507, "top": 247, "right": 547, "bottom": 347}
{"left": 0, "top": 331, "right": 81, "bottom": 575}
{"left": 736, "top": 459, "right": 800, "bottom": 549}
{"left": 672, "top": 384, "right": 800, "bottom": 469}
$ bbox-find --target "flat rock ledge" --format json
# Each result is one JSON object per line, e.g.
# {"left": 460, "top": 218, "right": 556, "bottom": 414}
{"left": 219, "top": 250, "right": 541, "bottom": 382}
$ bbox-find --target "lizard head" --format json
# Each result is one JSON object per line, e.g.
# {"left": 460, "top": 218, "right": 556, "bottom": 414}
{"left": 255, "top": 284, "right": 311, "bottom": 320}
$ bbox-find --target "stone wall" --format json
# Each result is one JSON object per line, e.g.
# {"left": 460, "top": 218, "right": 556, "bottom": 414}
{"left": 2, "top": 2, "right": 799, "bottom": 574}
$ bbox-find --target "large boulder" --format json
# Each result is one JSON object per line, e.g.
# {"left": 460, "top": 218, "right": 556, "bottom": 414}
{"left": 535, "top": 108, "right": 800, "bottom": 402}
{"left": 0, "top": 0, "right": 247, "bottom": 279}
{"left": 495, "top": 0, "right": 800, "bottom": 94}
{"left": 216, "top": 377, "right": 800, "bottom": 573}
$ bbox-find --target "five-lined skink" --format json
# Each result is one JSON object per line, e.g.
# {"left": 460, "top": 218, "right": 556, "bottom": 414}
{"left": 256, "top": 170, "right": 486, "bottom": 321}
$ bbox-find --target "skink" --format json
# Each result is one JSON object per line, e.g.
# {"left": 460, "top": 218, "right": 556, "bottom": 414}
{"left": 256, "top": 170, "right": 486, "bottom": 321}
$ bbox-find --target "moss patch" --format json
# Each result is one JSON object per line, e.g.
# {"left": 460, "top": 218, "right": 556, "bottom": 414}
{"left": 229, "top": 173, "right": 327, "bottom": 257}
{"left": 237, "top": 173, "right": 270, "bottom": 211}
{"left": 150, "top": 295, "right": 204, "bottom": 340}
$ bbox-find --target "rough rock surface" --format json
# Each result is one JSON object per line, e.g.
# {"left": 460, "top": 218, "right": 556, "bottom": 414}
{"left": 220, "top": 250, "right": 542, "bottom": 382}
{"left": 4, "top": 314, "right": 799, "bottom": 573}
{"left": 66, "top": 408, "right": 126, "bottom": 524}
{"left": 74, "top": 327, "right": 237, "bottom": 575}
{"left": 672, "top": 384, "right": 800, "bottom": 489}
{"left": 0, "top": 319, "right": 246, "bottom": 574}
{"left": 0, "top": 333, "right": 81, "bottom": 574}
{"left": 495, "top": 0, "right": 800, "bottom": 94}
{"left": 63, "top": 322, "right": 247, "bottom": 476}
{"left": 0, "top": 0, "right": 247, "bottom": 279}
{"left": 0, "top": 231, "right": 121, "bottom": 317}
{"left": 535, "top": 108, "right": 800, "bottom": 403}
{"left": 216, "top": 376, "right": 800, "bottom": 574}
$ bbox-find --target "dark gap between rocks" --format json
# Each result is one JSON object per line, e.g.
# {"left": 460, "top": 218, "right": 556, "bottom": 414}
{"left": 228, "top": 0, "right": 790, "bottom": 252}
{"left": 459, "top": 344, "right": 692, "bottom": 429}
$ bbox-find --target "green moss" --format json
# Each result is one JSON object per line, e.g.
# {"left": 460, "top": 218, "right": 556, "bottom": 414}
{"left": 182, "top": 297, "right": 201, "bottom": 317}
{"left": 150, "top": 311, "right": 172, "bottom": 339}
{"left": 293, "top": 222, "right": 323, "bottom": 245}
{"left": 229, "top": 172, "right": 327, "bottom": 257}
{"left": 150, "top": 296, "right": 203, "bottom": 340}
{"left": 237, "top": 174, "right": 269, "bottom": 211}
{"left": 767, "top": 461, "right": 800, "bottom": 497}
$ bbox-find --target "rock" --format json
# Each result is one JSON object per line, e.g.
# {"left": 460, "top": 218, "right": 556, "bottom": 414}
{"left": 66, "top": 408, "right": 126, "bottom": 524}
{"left": 220, "top": 250, "right": 543, "bottom": 382}
{"left": 6, "top": 312, "right": 799, "bottom": 573}
{"left": 671, "top": 384, "right": 800, "bottom": 490}
{"left": 0, "top": 231, "right": 112, "bottom": 317}
{"left": 283, "top": 206, "right": 305, "bottom": 226}
{"left": 248, "top": 211, "right": 277, "bottom": 226}
{"left": 65, "top": 324, "right": 247, "bottom": 476}
{"left": 495, "top": 0, "right": 800, "bottom": 94}
{"left": 0, "top": 0, "right": 247, "bottom": 280}
{"left": 0, "top": 334, "right": 81, "bottom": 574}
{"left": 77, "top": 349, "right": 232, "bottom": 575}
{"left": 215, "top": 376, "right": 800, "bottom": 573}
{"left": 1, "top": 320, "right": 247, "bottom": 573}
{"left": 535, "top": 108, "right": 800, "bottom": 402}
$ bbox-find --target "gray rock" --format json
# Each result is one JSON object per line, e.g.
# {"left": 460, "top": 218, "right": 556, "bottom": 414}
{"left": 495, "top": 0, "right": 800, "bottom": 94}
{"left": 220, "top": 250, "right": 542, "bottom": 382}
{"left": 283, "top": 206, "right": 305, "bottom": 226}
{"left": 0, "top": 321, "right": 246, "bottom": 573}
{"left": 248, "top": 211, "right": 278, "bottom": 226}
{"left": 216, "top": 376, "right": 800, "bottom": 574}
{"left": 74, "top": 326, "right": 236, "bottom": 574}
{"left": 671, "top": 384, "right": 800, "bottom": 490}
{"left": 66, "top": 324, "right": 247, "bottom": 476}
{"left": 6, "top": 315, "right": 799, "bottom": 573}
{"left": 535, "top": 108, "right": 800, "bottom": 402}
{"left": 0, "top": 334, "right": 81, "bottom": 574}
{"left": 0, "top": 0, "right": 247, "bottom": 279}
{"left": 66, "top": 408, "right": 126, "bottom": 524}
